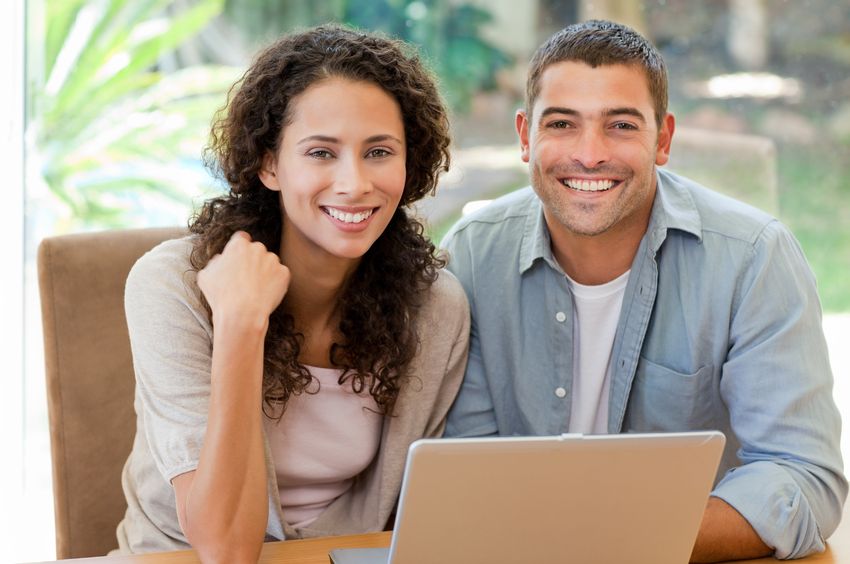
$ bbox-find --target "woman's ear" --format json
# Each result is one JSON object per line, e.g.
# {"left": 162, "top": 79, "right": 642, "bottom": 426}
{"left": 258, "top": 151, "right": 281, "bottom": 191}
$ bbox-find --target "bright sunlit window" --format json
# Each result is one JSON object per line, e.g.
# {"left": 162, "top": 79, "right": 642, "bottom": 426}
{"left": 6, "top": 1, "right": 849, "bottom": 561}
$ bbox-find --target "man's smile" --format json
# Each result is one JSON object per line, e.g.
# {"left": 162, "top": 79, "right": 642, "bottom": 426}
{"left": 560, "top": 178, "right": 620, "bottom": 192}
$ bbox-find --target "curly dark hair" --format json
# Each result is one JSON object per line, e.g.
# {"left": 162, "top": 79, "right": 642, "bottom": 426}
{"left": 189, "top": 24, "right": 451, "bottom": 416}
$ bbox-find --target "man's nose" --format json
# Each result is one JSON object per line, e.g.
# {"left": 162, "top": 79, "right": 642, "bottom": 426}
{"left": 569, "top": 128, "right": 610, "bottom": 169}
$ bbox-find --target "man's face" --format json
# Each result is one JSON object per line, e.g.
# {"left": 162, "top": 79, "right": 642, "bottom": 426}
{"left": 517, "top": 61, "right": 674, "bottom": 242}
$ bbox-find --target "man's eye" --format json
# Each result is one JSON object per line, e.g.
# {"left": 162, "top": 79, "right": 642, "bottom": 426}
{"left": 612, "top": 122, "right": 638, "bottom": 130}
{"left": 549, "top": 120, "right": 570, "bottom": 129}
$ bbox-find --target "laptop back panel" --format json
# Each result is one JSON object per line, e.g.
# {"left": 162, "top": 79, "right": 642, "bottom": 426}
{"left": 388, "top": 432, "right": 725, "bottom": 564}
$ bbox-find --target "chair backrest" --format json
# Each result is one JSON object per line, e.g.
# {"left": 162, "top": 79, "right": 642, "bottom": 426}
{"left": 38, "top": 226, "right": 186, "bottom": 559}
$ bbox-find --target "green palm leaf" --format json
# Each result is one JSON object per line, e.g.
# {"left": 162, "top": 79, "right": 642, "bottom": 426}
{"left": 32, "top": 0, "right": 230, "bottom": 231}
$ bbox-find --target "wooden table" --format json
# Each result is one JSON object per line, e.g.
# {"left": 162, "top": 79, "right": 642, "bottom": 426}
{"left": 27, "top": 503, "right": 850, "bottom": 563}
{"left": 27, "top": 530, "right": 849, "bottom": 564}
{"left": 28, "top": 533, "right": 392, "bottom": 564}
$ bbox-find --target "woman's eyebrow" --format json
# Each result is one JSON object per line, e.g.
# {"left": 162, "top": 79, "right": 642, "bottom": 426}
{"left": 296, "top": 134, "right": 339, "bottom": 144}
{"left": 364, "top": 134, "right": 403, "bottom": 144}
{"left": 296, "top": 134, "right": 403, "bottom": 144}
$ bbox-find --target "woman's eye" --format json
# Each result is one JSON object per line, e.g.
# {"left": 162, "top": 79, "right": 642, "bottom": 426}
{"left": 367, "top": 148, "right": 391, "bottom": 158}
{"left": 308, "top": 149, "right": 333, "bottom": 159}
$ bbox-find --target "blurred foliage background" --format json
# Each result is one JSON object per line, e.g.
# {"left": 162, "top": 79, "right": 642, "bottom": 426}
{"left": 26, "top": 0, "right": 850, "bottom": 310}
{"left": 28, "top": 0, "right": 234, "bottom": 229}
{"left": 223, "top": 0, "right": 512, "bottom": 111}
{"left": 26, "top": 0, "right": 510, "bottom": 231}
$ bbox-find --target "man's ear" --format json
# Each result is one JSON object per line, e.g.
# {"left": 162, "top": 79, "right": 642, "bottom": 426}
{"left": 516, "top": 109, "right": 531, "bottom": 163}
{"left": 655, "top": 113, "right": 675, "bottom": 166}
{"left": 258, "top": 151, "right": 281, "bottom": 191}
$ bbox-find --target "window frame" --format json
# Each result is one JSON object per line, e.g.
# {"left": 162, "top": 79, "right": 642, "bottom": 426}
{"left": 0, "top": 0, "right": 28, "bottom": 556}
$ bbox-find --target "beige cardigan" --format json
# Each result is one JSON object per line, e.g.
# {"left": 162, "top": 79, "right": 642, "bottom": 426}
{"left": 115, "top": 237, "right": 470, "bottom": 554}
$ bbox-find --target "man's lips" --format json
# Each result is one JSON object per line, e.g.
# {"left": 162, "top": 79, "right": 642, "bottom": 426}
{"left": 560, "top": 178, "right": 619, "bottom": 192}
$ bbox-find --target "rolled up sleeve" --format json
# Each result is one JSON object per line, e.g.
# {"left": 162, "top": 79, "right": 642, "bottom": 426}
{"left": 716, "top": 221, "right": 846, "bottom": 559}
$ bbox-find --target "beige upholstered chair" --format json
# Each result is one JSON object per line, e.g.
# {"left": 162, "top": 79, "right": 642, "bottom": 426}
{"left": 38, "top": 226, "right": 186, "bottom": 559}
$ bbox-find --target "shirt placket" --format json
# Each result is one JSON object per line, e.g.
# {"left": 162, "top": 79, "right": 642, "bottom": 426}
{"left": 608, "top": 235, "right": 660, "bottom": 433}
{"left": 543, "top": 262, "right": 575, "bottom": 435}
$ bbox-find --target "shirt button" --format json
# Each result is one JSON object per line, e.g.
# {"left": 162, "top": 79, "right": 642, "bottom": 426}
{"left": 555, "top": 387, "right": 567, "bottom": 398}
{"left": 555, "top": 311, "right": 566, "bottom": 323}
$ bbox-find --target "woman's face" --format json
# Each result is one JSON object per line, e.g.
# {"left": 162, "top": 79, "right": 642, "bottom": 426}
{"left": 259, "top": 77, "right": 406, "bottom": 266}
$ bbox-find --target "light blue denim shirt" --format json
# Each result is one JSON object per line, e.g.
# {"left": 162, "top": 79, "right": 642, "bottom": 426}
{"left": 442, "top": 168, "right": 846, "bottom": 559}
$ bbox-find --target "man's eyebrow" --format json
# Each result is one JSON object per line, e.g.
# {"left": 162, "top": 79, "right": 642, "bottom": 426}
{"left": 603, "top": 107, "right": 647, "bottom": 123}
{"left": 539, "top": 107, "right": 580, "bottom": 121}
{"left": 537, "top": 106, "right": 648, "bottom": 124}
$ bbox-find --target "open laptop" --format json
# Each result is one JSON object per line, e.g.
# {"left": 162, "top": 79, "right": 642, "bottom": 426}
{"left": 329, "top": 431, "right": 725, "bottom": 564}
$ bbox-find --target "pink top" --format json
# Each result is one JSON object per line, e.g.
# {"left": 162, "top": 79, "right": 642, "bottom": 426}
{"left": 262, "top": 365, "right": 383, "bottom": 528}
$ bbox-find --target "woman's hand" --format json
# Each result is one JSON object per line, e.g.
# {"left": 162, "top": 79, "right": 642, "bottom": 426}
{"left": 197, "top": 231, "right": 290, "bottom": 330}
{"left": 174, "top": 230, "right": 285, "bottom": 562}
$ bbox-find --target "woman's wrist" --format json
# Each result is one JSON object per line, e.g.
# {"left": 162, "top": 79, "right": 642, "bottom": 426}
{"left": 211, "top": 308, "right": 270, "bottom": 337}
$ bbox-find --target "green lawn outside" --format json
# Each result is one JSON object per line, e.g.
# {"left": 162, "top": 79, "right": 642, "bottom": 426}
{"left": 777, "top": 145, "right": 850, "bottom": 313}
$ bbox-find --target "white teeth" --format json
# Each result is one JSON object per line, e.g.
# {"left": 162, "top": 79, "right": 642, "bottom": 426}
{"left": 325, "top": 207, "right": 374, "bottom": 223}
{"left": 562, "top": 179, "right": 615, "bottom": 192}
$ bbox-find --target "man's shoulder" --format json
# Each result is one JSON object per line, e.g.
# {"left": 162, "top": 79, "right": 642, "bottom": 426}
{"left": 659, "top": 169, "right": 779, "bottom": 247}
{"left": 443, "top": 186, "right": 537, "bottom": 244}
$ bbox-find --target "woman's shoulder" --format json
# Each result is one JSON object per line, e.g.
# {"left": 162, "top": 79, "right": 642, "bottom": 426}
{"left": 131, "top": 236, "right": 193, "bottom": 272}
{"left": 126, "top": 236, "right": 200, "bottom": 305}
{"left": 423, "top": 268, "right": 469, "bottom": 313}
{"left": 416, "top": 268, "right": 470, "bottom": 337}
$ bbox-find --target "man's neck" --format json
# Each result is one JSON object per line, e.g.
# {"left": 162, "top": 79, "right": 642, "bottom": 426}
{"left": 546, "top": 206, "right": 652, "bottom": 286}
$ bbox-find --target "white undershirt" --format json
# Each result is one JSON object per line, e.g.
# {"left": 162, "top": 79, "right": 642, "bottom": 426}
{"left": 566, "top": 270, "right": 630, "bottom": 434}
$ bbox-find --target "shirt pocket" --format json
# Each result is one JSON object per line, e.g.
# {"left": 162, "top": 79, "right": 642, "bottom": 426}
{"left": 624, "top": 357, "right": 719, "bottom": 431}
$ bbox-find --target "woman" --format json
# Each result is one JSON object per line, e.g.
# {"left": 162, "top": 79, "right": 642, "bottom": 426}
{"left": 115, "top": 25, "right": 469, "bottom": 562}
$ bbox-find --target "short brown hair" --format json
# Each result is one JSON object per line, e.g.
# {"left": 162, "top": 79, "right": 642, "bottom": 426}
{"left": 526, "top": 20, "right": 668, "bottom": 128}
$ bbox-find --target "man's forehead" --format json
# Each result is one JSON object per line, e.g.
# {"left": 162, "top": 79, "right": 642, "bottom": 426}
{"left": 538, "top": 60, "right": 651, "bottom": 91}
{"left": 533, "top": 61, "right": 654, "bottom": 116}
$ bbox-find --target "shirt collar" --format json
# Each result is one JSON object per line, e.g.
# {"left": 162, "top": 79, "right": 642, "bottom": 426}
{"left": 517, "top": 168, "right": 703, "bottom": 274}
{"left": 518, "top": 195, "right": 566, "bottom": 275}
{"left": 646, "top": 168, "right": 703, "bottom": 252}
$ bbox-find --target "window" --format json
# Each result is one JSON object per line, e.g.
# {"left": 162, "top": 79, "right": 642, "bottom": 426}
{"left": 11, "top": 1, "right": 848, "bottom": 560}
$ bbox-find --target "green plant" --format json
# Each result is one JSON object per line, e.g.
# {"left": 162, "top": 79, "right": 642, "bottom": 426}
{"left": 221, "top": 0, "right": 512, "bottom": 112}
{"left": 344, "top": 0, "right": 512, "bottom": 112}
{"left": 29, "top": 0, "right": 234, "bottom": 230}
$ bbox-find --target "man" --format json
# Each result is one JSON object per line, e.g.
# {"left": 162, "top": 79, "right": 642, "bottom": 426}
{"left": 442, "top": 20, "right": 846, "bottom": 561}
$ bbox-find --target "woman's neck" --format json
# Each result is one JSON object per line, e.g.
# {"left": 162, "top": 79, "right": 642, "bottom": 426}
{"left": 278, "top": 234, "right": 360, "bottom": 366}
